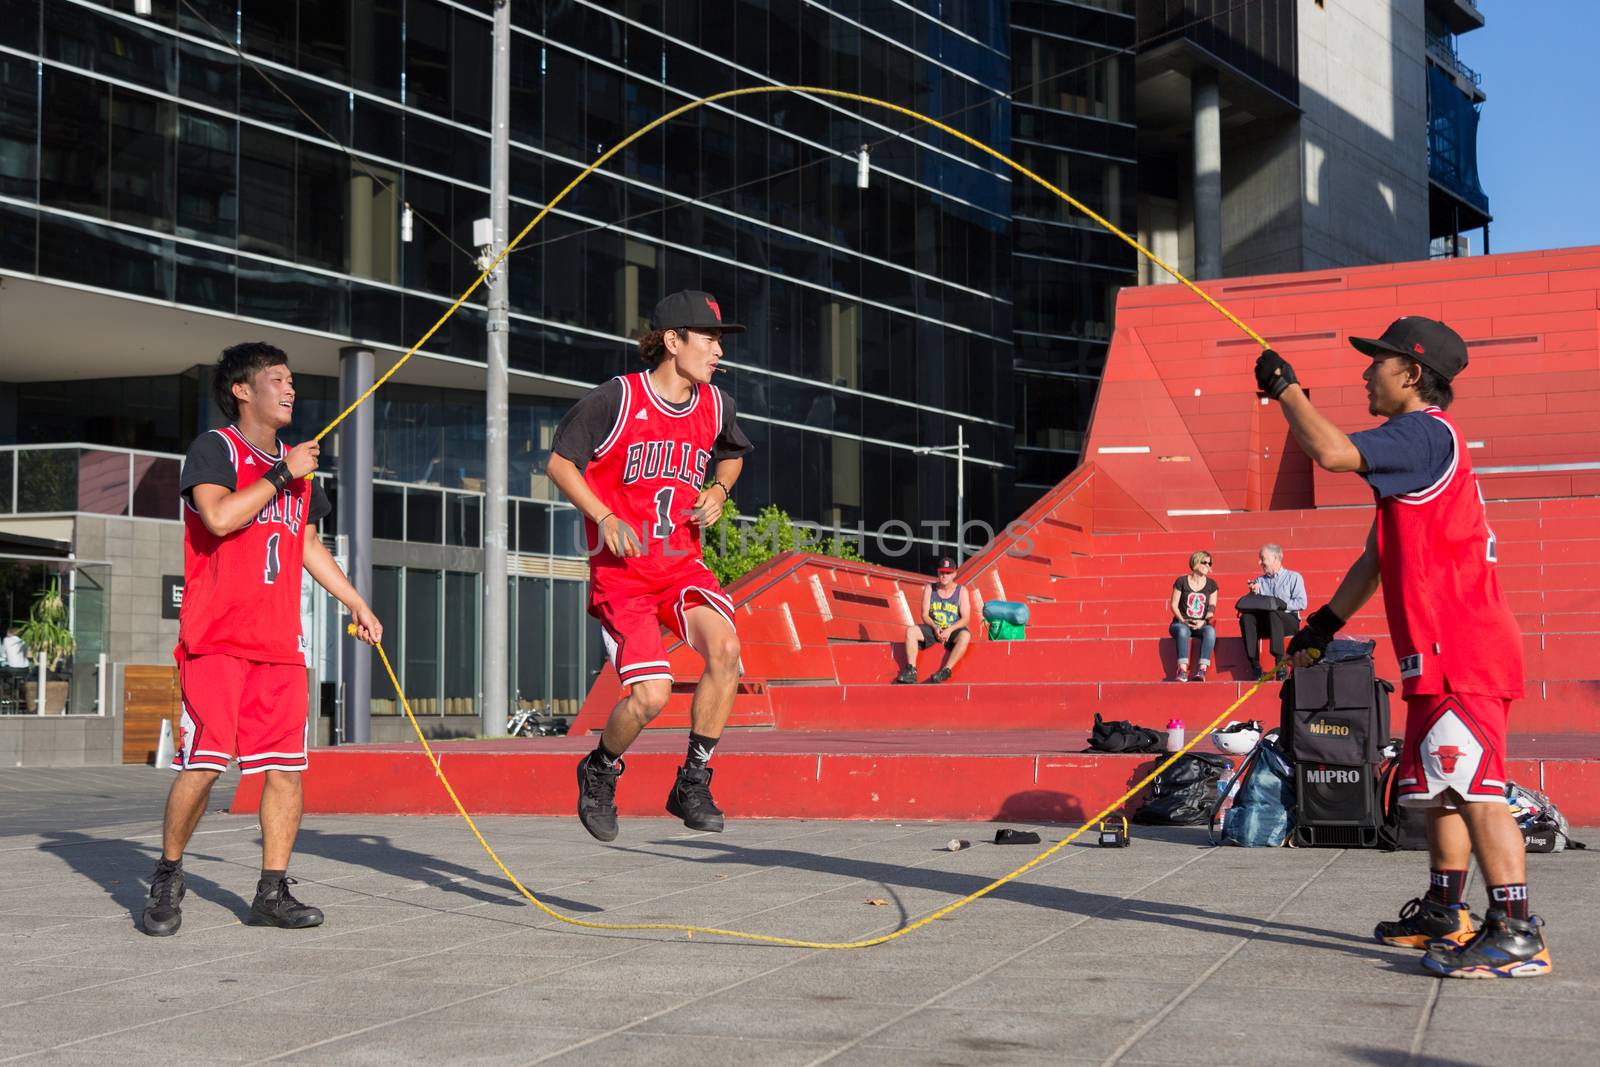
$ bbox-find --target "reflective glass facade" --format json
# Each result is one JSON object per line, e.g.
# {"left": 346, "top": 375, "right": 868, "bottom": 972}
{"left": 1, "top": 0, "right": 1161, "bottom": 721}
{"left": 1009, "top": 0, "right": 1136, "bottom": 500}
{"left": 0, "top": 0, "right": 1018, "bottom": 567}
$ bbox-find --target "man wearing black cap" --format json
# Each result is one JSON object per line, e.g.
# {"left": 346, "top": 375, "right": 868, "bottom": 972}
{"left": 548, "top": 291, "right": 754, "bottom": 841}
{"left": 1257, "top": 316, "right": 1552, "bottom": 979}
{"left": 895, "top": 556, "right": 971, "bottom": 684}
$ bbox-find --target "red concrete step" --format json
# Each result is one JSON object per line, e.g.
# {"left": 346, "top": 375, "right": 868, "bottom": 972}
{"left": 765, "top": 677, "right": 1600, "bottom": 738}
{"left": 766, "top": 679, "right": 1264, "bottom": 733}
{"left": 824, "top": 632, "right": 1592, "bottom": 686}
{"left": 232, "top": 731, "right": 1600, "bottom": 824}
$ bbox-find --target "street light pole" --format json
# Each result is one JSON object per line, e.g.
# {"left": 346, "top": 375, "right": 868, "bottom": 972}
{"left": 956, "top": 424, "right": 965, "bottom": 564}
{"left": 481, "top": 0, "right": 511, "bottom": 737}
{"left": 913, "top": 427, "right": 969, "bottom": 563}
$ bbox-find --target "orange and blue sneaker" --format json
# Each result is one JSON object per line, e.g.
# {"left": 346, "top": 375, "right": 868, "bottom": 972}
{"left": 1421, "top": 910, "right": 1552, "bottom": 979}
{"left": 1374, "top": 897, "right": 1477, "bottom": 949}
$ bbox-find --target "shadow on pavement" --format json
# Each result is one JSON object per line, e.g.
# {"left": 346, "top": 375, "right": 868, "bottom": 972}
{"left": 619, "top": 831, "right": 1382, "bottom": 957}
{"left": 289, "top": 827, "right": 601, "bottom": 913}
{"left": 38, "top": 830, "right": 252, "bottom": 929}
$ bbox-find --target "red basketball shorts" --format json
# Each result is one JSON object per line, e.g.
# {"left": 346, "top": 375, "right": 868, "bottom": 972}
{"left": 174, "top": 651, "right": 310, "bottom": 774}
{"left": 1396, "top": 692, "right": 1510, "bottom": 807}
{"left": 589, "top": 560, "right": 736, "bottom": 688}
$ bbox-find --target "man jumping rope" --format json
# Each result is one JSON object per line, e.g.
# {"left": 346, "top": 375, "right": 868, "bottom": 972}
{"left": 548, "top": 291, "right": 754, "bottom": 841}
{"left": 1260, "top": 317, "right": 1551, "bottom": 978}
{"left": 144, "top": 343, "right": 381, "bottom": 936}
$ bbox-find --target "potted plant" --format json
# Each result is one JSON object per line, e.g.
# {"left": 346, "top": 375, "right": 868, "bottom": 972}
{"left": 20, "top": 577, "right": 74, "bottom": 714}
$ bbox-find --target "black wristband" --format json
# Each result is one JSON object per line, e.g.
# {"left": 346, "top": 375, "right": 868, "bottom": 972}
{"left": 1307, "top": 604, "right": 1346, "bottom": 637}
{"left": 263, "top": 460, "right": 292, "bottom": 491}
{"left": 712, "top": 479, "right": 731, "bottom": 500}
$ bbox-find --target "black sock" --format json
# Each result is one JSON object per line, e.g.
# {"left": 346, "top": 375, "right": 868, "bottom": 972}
{"left": 1427, "top": 868, "right": 1468, "bottom": 906}
{"left": 259, "top": 867, "right": 287, "bottom": 888}
{"left": 592, "top": 741, "right": 622, "bottom": 769}
{"left": 1489, "top": 882, "right": 1530, "bottom": 920}
{"left": 156, "top": 855, "right": 182, "bottom": 873}
{"left": 686, "top": 733, "right": 718, "bottom": 769}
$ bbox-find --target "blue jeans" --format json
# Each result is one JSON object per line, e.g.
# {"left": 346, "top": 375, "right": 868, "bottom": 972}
{"left": 1169, "top": 619, "right": 1216, "bottom": 666}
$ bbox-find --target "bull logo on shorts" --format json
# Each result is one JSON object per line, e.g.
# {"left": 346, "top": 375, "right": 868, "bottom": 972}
{"left": 1430, "top": 744, "right": 1463, "bottom": 774}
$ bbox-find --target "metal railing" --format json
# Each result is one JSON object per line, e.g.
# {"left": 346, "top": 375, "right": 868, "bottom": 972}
{"left": 1426, "top": 32, "right": 1481, "bottom": 87}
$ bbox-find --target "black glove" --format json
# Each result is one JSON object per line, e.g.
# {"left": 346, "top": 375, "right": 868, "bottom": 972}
{"left": 1254, "top": 349, "right": 1298, "bottom": 400}
{"left": 1287, "top": 604, "right": 1346, "bottom": 661}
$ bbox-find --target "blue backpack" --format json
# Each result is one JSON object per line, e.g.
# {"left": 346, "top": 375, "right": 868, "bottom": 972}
{"left": 1213, "top": 733, "right": 1295, "bottom": 847}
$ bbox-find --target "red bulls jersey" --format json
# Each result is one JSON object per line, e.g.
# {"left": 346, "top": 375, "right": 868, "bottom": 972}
{"left": 178, "top": 426, "right": 316, "bottom": 665}
{"left": 582, "top": 372, "right": 721, "bottom": 591}
{"left": 1375, "top": 408, "right": 1523, "bottom": 699}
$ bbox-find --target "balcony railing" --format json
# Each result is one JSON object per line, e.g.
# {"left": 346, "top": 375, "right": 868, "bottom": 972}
{"left": 1426, "top": 31, "right": 1481, "bottom": 87}
{"left": 0, "top": 443, "right": 591, "bottom": 558}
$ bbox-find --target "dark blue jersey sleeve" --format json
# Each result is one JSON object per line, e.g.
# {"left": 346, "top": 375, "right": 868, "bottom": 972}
{"left": 1349, "top": 410, "right": 1456, "bottom": 500}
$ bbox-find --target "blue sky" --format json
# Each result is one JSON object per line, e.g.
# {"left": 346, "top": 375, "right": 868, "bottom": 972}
{"left": 1457, "top": 2, "right": 1600, "bottom": 253}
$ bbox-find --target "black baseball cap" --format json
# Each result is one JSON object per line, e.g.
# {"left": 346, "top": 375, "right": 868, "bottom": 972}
{"left": 935, "top": 556, "right": 957, "bottom": 573}
{"left": 650, "top": 290, "right": 744, "bottom": 334}
{"left": 1349, "top": 316, "right": 1468, "bottom": 381}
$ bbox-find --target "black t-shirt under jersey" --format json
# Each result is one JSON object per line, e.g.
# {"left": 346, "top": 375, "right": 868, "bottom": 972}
{"left": 180, "top": 430, "right": 332, "bottom": 525}
{"left": 550, "top": 377, "right": 754, "bottom": 469}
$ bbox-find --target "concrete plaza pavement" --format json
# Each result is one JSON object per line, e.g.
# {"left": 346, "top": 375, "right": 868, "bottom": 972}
{"left": 1, "top": 766, "right": 1596, "bottom": 1066}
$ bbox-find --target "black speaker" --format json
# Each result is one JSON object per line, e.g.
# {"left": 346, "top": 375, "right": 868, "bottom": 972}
{"left": 1294, "top": 762, "right": 1381, "bottom": 848}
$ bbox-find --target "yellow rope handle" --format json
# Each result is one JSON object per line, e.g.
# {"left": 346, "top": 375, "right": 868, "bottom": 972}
{"left": 354, "top": 624, "right": 1269, "bottom": 949}
{"left": 315, "top": 85, "right": 1265, "bottom": 442}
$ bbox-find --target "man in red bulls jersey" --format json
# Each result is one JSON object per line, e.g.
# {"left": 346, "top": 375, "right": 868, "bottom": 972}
{"left": 1257, "top": 317, "right": 1551, "bottom": 979}
{"left": 142, "top": 343, "right": 382, "bottom": 938}
{"left": 547, "top": 291, "right": 753, "bottom": 841}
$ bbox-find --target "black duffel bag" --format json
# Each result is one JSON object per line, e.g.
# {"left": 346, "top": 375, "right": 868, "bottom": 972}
{"left": 1088, "top": 713, "right": 1164, "bottom": 754}
{"left": 1235, "top": 593, "right": 1288, "bottom": 613}
{"left": 1133, "top": 752, "right": 1232, "bottom": 825}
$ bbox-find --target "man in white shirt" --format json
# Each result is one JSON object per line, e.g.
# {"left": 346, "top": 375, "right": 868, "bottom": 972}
{"left": 3, "top": 627, "right": 29, "bottom": 668}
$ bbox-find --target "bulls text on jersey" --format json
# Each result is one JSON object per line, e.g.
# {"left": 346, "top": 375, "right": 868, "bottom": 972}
{"left": 256, "top": 489, "right": 307, "bottom": 535}
{"left": 621, "top": 441, "right": 712, "bottom": 487}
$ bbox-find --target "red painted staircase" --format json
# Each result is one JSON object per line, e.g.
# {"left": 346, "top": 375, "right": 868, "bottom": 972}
{"left": 238, "top": 244, "right": 1600, "bottom": 824}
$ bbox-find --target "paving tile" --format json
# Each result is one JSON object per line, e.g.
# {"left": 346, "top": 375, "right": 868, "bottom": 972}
{"left": 541, "top": 1032, "right": 841, "bottom": 1067}
{"left": 0, "top": 776, "right": 1593, "bottom": 1067}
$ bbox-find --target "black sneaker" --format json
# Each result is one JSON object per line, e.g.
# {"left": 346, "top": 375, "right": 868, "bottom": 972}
{"left": 893, "top": 667, "right": 918, "bottom": 684}
{"left": 924, "top": 668, "right": 952, "bottom": 684}
{"left": 576, "top": 751, "right": 623, "bottom": 842}
{"left": 666, "top": 764, "right": 725, "bottom": 832}
{"left": 1422, "top": 909, "right": 1552, "bottom": 978}
{"left": 1374, "top": 897, "right": 1477, "bottom": 949}
{"left": 246, "top": 876, "right": 324, "bottom": 929}
{"left": 141, "top": 862, "right": 185, "bottom": 937}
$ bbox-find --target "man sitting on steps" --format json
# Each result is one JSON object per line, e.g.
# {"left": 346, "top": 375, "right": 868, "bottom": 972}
{"left": 894, "top": 557, "right": 971, "bottom": 685}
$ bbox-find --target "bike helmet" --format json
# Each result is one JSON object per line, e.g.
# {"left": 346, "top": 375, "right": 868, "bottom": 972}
{"left": 1212, "top": 719, "right": 1263, "bottom": 754}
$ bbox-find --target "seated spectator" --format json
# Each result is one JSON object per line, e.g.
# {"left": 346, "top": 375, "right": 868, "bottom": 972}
{"left": 1238, "top": 542, "right": 1307, "bottom": 678}
{"left": 1168, "top": 551, "right": 1218, "bottom": 682}
{"left": 894, "top": 556, "right": 970, "bottom": 685}
{"left": 3, "top": 626, "right": 28, "bottom": 669}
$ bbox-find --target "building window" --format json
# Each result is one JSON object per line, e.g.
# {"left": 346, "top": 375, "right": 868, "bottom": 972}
{"left": 403, "top": 567, "right": 441, "bottom": 714}
{"left": 513, "top": 575, "right": 550, "bottom": 710}
{"left": 176, "top": 110, "right": 236, "bottom": 242}
{"left": 443, "top": 570, "right": 479, "bottom": 716}
{"left": 370, "top": 564, "right": 402, "bottom": 714}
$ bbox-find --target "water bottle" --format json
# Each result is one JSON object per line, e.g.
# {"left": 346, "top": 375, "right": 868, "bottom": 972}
{"left": 1165, "top": 718, "right": 1185, "bottom": 752}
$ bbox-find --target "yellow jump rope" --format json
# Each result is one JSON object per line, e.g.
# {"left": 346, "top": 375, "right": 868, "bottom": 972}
{"left": 324, "top": 87, "right": 1272, "bottom": 949}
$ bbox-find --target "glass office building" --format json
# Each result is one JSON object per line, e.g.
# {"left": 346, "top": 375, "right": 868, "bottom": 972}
{"left": 0, "top": 0, "right": 1024, "bottom": 728}
{"left": 1009, "top": 0, "right": 1136, "bottom": 500}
